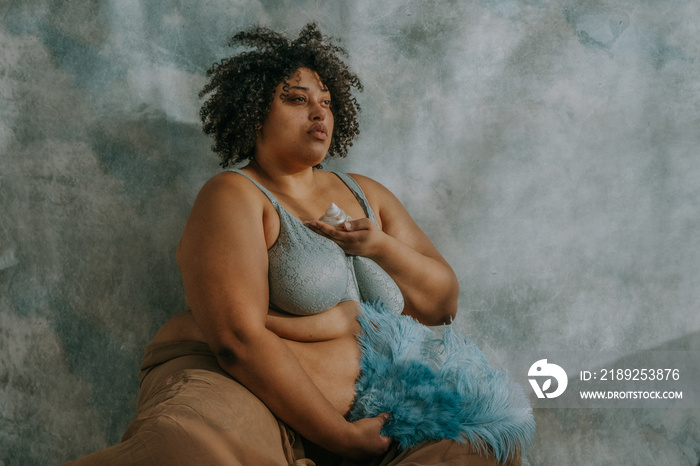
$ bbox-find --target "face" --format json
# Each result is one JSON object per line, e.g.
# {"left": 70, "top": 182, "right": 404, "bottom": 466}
{"left": 255, "top": 68, "right": 334, "bottom": 170}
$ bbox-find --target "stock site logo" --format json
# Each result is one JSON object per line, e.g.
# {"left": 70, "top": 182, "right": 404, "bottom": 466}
{"left": 528, "top": 359, "right": 568, "bottom": 399}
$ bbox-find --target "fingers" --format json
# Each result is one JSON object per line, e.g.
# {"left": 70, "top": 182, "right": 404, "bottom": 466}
{"left": 305, "top": 218, "right": 372, "bottom": 235}
{"left": 375, "top": 412, "right": 390, "bottom": 432}
{"left": 337, "top": 218, "right": 372, "bottom": 232}
{"left": 303, "top": 219, "right": 370, "bottom": 246}
{"left": 305, "top": 218, "right": 380, "bottom": 257}
{"left": 374, "top": 413, "right": 392, "bottom": 448}
{"left": 368, "top": 412, "right": 391, "bottom": 441}
{"left": 347, "top": 413, "right": 392, "bottom": 458}
{"left": 346, "top": 218, "right": 373, "bottom": 230}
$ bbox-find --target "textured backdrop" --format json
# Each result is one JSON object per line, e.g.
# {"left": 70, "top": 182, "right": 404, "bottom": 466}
{"left": 1, "top": 1, "right": 699, "bottom": 465}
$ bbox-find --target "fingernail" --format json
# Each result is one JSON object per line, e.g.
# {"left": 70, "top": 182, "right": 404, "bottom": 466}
{"left": 343, "top": 221, "right": 351, "bottom": 230}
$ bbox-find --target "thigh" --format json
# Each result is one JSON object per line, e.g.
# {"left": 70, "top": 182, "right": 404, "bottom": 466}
{"left": 134, "top": 350, "right": 296, "bottom": 464}
{"left": 64, "top": 345, "right": 299, "bottom": 466}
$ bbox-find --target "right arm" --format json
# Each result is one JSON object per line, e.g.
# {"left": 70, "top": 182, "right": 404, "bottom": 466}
{"left": 176, "top": 173, "right": 390, "bottom": 458}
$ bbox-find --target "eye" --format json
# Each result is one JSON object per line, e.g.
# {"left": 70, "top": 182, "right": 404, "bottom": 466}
{"left": 288, "top": 95, "right": 306, "bottom": 103}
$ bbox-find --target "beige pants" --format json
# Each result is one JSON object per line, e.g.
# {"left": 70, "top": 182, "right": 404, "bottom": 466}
{"left": 63, "top": 341, "right": 507, "bottom": 466}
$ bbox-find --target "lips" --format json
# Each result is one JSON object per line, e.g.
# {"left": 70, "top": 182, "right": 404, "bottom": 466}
{"left": 307, "top": 123, "right": 328, "bottom": 140}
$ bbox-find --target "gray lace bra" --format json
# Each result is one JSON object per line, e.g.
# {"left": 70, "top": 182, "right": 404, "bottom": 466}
{"left": 228, "top": 169, "right": 404, "bottom": 316}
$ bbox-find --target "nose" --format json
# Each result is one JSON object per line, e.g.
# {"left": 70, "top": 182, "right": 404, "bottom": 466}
{"left": 309, "top": 100, "right": 327, "bottom": 121}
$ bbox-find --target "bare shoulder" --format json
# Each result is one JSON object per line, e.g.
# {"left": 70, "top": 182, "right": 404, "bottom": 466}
{"left": 346, "top": 172, "right": 455, "bottom": 303}
{"left": 177, "top": 170, "right": 275, "bottom": 265}
{"left": 195, "top": 170, "right": 267, "bottom": 206}
{"left": 346, "top": 173, "right": 404, "bottom": 209}
{"left": 186, "top": 171, "right": 276, "bottom": 228}
{"left": 346, "top": 173, "right": 392, "bottom": 197}
{"left": 346, "top": 173, "right": 407, "bottom": 221}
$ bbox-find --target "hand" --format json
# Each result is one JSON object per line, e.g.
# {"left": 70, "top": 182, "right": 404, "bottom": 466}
{"left": 336, "top": 413, "right": 392, "bottom": 459}
{"left": 305, "top": 218, "right": 386, "bottom": 257}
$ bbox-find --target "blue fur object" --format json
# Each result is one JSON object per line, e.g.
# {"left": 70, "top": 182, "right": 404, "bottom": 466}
{"left": 348, "top": 301, "right": 535, "bottom": 464}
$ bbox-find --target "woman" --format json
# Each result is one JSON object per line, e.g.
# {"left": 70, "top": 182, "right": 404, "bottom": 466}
{"left": 65, "top": 24, "right": 532, "bottom": 465}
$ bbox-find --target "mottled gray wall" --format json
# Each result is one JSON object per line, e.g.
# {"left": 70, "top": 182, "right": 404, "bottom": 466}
{"left": 1, "top": 1, "right": 698, "bottom": 465}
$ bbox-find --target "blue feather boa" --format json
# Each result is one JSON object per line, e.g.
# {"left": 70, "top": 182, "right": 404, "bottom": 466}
{"left": 348, "top": 302, "right": 535, "bottom": 464}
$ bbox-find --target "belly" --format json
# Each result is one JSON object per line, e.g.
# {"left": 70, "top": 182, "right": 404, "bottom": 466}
{"left": 152, "top": 311, "right": 361, "bottom": 415}
{"left": 283, "top": 336, "right": 360, "bottom": 414}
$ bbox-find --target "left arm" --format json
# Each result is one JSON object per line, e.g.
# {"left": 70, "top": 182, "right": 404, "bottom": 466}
{"left": 306, "top": 175, "right": 458, "bottom": 325}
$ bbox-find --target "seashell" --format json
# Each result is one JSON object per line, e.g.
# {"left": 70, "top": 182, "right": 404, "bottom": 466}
{"left": 319, "top": 203, "right": 352, "bottom": 226}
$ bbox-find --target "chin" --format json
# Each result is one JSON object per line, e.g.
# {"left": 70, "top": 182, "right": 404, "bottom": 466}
{"left": 306, "top": 153, "right": 329, "bottom": 168}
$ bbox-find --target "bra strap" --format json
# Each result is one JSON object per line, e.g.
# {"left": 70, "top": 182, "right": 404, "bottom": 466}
{"left": 331, "top": 172, "right": 377, "bottom": 222}
{"left": 225, "top": 168, "right": 281, "bottom": 208}
{"left": 226, "top": 169, "right": 377, "bottom": 222}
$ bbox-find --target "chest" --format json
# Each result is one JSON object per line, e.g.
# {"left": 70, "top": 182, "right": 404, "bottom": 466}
{"left": 266, "top": 209, "right": 404, "bottom": 316}
{"left": 265, "top": 180, "right": 377, "bottom": 227}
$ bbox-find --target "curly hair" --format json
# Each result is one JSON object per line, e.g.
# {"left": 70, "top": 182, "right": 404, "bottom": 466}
{"left": 199, "top": 23, "right": 363, "bottom": 168}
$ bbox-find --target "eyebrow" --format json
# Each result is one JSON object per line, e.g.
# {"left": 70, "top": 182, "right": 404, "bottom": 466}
{"left": 289, "top": 85, "right": 329, "bottom": 92}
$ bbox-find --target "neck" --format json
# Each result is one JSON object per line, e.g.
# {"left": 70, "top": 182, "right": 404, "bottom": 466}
{"left": 244, "top": 158, "right": 318, "bottom": 196}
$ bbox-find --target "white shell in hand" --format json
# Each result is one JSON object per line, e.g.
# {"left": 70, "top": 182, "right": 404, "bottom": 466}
{"left": 319, "top": 203, "right": 352, "bottom": 226}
